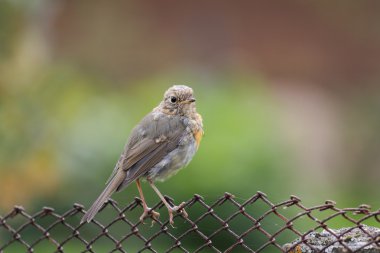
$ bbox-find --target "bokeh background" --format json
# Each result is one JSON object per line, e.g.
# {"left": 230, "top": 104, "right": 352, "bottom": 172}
{"left": 1, "top": 0, "right": 380, "bottom": 251}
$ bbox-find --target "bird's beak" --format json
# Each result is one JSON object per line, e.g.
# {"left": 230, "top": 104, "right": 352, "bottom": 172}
{"left": 181, "top": 97, "right": 196, "bottom": 104}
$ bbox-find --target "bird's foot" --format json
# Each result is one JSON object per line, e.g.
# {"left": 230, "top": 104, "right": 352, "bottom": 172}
{"left": 139, "top": 208, "right": 160, "bottom": 226}
{"left": 168, "top": 202, "right": 188, "bottom": 227}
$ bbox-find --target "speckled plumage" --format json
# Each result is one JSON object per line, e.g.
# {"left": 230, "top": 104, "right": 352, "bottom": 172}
{"left": 81, "top": 85, "right": 203, "bottom": 224}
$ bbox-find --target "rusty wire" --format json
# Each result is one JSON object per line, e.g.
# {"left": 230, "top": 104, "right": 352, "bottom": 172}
{"left": 0, "top": 192, "right": 379, "bottom": 252}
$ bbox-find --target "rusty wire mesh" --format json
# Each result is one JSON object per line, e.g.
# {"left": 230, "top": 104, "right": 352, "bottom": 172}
{"left": 0, "top": 192, "right": 379, "bottom": 253}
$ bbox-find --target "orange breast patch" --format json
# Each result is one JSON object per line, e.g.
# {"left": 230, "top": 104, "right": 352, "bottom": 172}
{"left": 192, "top": 113, "right": 203, "bottom": 149}
{"left": 193, "top": 129, "right": 203, "bottom": 149}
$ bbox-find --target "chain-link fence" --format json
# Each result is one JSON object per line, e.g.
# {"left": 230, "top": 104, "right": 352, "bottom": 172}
{"left": 1, "top": 192, "right": 379, "bottom": 252}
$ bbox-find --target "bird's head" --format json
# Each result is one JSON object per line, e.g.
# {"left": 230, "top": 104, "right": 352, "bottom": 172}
{"left": 159, "top": 85, "right": 197, "bottom": 116}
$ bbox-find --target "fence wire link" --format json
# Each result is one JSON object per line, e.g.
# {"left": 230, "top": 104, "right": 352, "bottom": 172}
{"left": 0, "top": 192, "right": 379, "bottom": 253}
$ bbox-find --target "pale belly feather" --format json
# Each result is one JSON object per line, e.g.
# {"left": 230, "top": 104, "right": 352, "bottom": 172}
{"left": 146, "top": 135, "right": 198, "bottom": 182}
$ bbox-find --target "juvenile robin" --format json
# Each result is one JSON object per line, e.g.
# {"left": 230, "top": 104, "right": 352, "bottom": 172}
{"left": 81, "top": 85, "right": 203, "bottom": 225}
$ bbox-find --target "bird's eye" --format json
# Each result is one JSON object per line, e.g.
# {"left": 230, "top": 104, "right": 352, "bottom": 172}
{"left": 170, "top": 96, "right": 177, "bottom": 103}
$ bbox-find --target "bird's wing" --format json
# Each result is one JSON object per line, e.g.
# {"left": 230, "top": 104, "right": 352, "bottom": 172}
{"left": 116, "top": 113, "right": 185, "bottom": 190}
{"left": 105, "top": 112, "right": 180, "bottom": 185}
{"left": 120, "top": 131, "right": 182, "bottom": 185}
{"left": 107, "top": 112, "right": 185, "bottom": 189}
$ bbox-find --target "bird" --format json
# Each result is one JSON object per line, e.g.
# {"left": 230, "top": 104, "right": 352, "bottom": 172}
{"left": 80, "top": 85, "right": 203, "bottom": 225}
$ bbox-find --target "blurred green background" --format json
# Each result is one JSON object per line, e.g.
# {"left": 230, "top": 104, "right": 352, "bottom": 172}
{"left": 1, "top": 0, "right": 380, "bottom": 251}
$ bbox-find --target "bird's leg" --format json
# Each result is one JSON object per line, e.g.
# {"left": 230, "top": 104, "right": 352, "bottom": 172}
{"left": 148, "top": 179, "right": 188, "bottom": 226}
{"left": 136, "top": 179, "right": 160, "bottom": 224}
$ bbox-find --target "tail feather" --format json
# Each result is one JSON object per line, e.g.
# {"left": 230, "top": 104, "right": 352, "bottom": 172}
{"left": 81, "top": 171, "right": 125, "bottom": 223}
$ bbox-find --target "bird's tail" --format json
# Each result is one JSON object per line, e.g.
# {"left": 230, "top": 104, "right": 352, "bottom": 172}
{"left": 80, "top": 171, "right": 125, "bottom": 223}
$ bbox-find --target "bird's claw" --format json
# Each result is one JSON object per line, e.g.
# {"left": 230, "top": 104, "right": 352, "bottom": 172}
{"left": 139, "top": 208, "right": 160, "bottom": 226}
{"left": 168, "top": 202, "right": 188, "bottom": 227}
